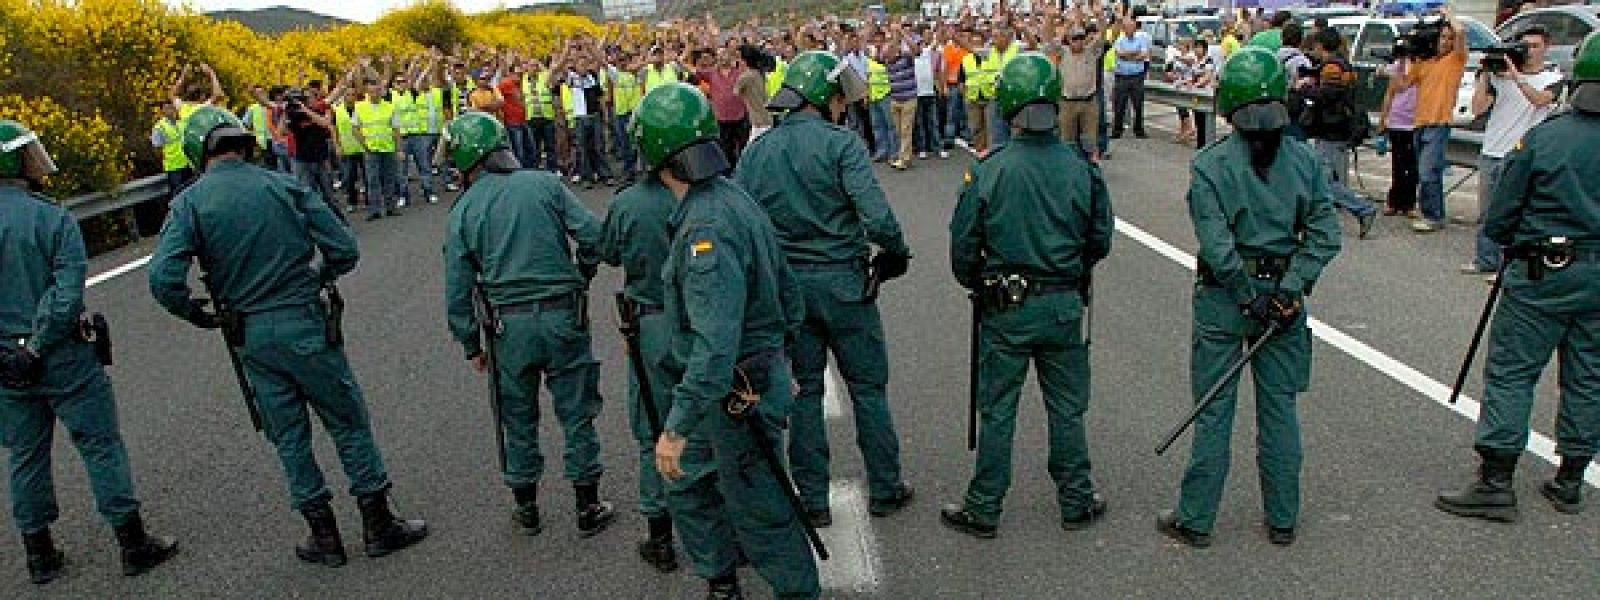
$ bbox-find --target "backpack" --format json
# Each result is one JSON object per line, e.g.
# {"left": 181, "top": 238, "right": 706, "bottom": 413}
{"left": 1294, "top": 56, "right": 1369, "bottom": 144}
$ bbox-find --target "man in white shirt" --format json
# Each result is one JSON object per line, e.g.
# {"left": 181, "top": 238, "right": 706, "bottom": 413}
{"left": 1462, "top": 27, "right": 1562, "bottom": 275}
{"left": 911, "top": 34, "right": 947, "bottom": 159}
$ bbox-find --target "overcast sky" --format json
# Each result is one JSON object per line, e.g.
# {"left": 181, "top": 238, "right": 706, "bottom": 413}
{"left": 172, "top": 0, "right": 564, "bottom": 24}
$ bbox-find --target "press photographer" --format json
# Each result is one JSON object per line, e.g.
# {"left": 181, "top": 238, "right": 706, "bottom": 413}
{"left": 284, "top": 87, "right": 340, "bottom": 214}
{"left": 1403, "top": 9, "right": 1468, "bottom": 233}
{"left": 1462, "top": 26, "right": 1561, "bottom": 276}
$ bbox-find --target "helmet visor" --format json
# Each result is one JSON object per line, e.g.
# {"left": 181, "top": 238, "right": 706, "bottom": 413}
{"left": 1572, "top": 82, "right": 1600, "bottom": 114}
{"left": 2, "top": 133, "right": 58, "bottom": 180}
{"left": 1009, "top": 102, "right": 1058, "bottom": 132}
{"left": 1229, "top": 101, "right": 1289, "bottom": 133}
{"left": 767, "top": 87, "right": 807, "bottom": 111}
{"left": 667, "top": 139, "right": 730, "bottom": 183}
{"left": 831, "top": 62, "right": 870, "bottom": 105}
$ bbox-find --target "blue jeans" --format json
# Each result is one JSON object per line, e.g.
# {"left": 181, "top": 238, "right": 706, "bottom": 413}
{"left": 943, "top": 92, "right": 969, "bottom": 143}
{"left": 506, "top": 124, "right": 535, "bottom": 169}
{"left": 1095, "top": 88, "right": 1110, "bottom": 155}
{"left": 529, "top": 118, "right": 557, "bottom": 171}
{"left": 1473, "top": 155, "right": 1509, "bottom": 270}
{"left": 270, "top": 141, "right": 293, "bottom": 173}
{"left": 611, "top": 112, "right": 637, "bottom": 175}
{"left": 914, "top": 96, "right": 942, "bottom": 153}
{"left": 1417, "top": 125, "right": 1452, "bottom": 224}
{"left": 573, "top": 116, "right": 612, "bottom": 181}
{"left": 400, "top": 134, "right": 438, "bottom": 199}
{"left": 988, "top": 101, "right": 1010, "bottom": 148}
{"left": 1312, "top": 138, "right": 1377, "bottom": 218}
{"left": 363, "top": 152, "right": 398, "bottom": 216}
{"left": 292, "top": 159, "right": 337, "bottom": 214}
{"left": 869, "top": 99, "right": 897, "bottom": 160}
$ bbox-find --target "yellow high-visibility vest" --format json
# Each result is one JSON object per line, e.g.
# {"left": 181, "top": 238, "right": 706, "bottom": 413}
{"left": 156, "top": 119, "right": 188, "bottom": 172}
{"left": 246, "top": 103, "right": 270, "bottom": 148}
{"left": 868, "top": 59, "right": 890, "bottom": 102}
{"left": 354, "top": 99, "right": 396, "bottom": 153}
{"left": 334, "top": 102, "right": 364, "bottom": 156}
{"left": 766, "top": 58, "right": 787, "bottom": 98}
{"left": 643, "top": 64, "right": 679, "bottom": 92}
{"left": 978, "top": 43, "right": 1020, "bottom": 100}
{"left": 612, "top": 70, "right": 642, "bottom": 115}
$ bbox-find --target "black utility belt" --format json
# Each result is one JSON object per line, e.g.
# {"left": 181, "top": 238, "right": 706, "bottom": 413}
{"left": 1197, "top": 256, "right": 1290, "bottom": 287}
{"left": 497, "top": 294, "right": 577, "bottom": 314}
{"left": 1506, "top": 237, "right": 1599, "bottom": 280}
{"left": 978, "top": 274, "right": 1079, "bottom": 310}
{"left": 789, "top": 259, "right": 863, "bottom": 272}
{"left": 3, "top": 313, "right": 114, "bottom": 367}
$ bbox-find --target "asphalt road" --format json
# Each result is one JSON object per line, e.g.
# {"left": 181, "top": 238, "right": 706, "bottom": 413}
{"left": 3, "top": 126, "right": 1595, "bottom": 599}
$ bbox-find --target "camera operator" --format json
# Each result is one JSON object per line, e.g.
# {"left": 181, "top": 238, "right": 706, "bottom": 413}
{"left": 1404, "top": 8, "right": 1468, "bottom": 233}
{"left": 284, "top": 90, "right": 340, "bottom": 215}
{"left": 1461, "top": 26, "right": 1562, "bottom": 276}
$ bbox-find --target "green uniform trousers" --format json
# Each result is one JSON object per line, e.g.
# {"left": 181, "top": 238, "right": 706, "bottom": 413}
{"left": 962, "top": 291, "right": 1096, "bottom": 525}
{"left": 666, "top": 360, "right": 820, "bottom": 600}
{"left": 1177, "top": 285, "right": 1312, "bottom": 533}
{"left": 1475, "top": 281, "right": 1600, "bottom": 459}
{"left": 241, "top": 304, "right": 390, "bottom": 511}
{"left": 493, "top": 302, "right": 604, "bottom": 489}
{"left": 628, "top": 311, "right": 673, "bottom": 518}
{"left": 0, "top": 342, "right": 141, "bottom": 534}
{"left": 787, "top": 266, "right": 904, "bottom": 512}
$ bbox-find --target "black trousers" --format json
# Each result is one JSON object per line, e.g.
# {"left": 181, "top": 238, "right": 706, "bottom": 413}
{"left": 1112, "top": 74, "right": 1146, "bottom": 136}
{"left": 719, "top": 118, "right": 751, "bottom": 166}
{"left": 1386, "top": 129, "right": 1419, "bottom": 212}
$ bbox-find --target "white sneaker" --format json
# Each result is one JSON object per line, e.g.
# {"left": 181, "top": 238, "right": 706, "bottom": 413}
{"left": 570, "top": 175, "right": 581, "bottom": 184}
{"left": 428, "top": 194, "right": 439, "bottom": 204}
{"left": 445, "top": 182, "right": 460, "bottom": 192}
{"left": 938, "top": 150, "right": 950, "bottom": 159}
{"left": 917, "top": 152, "right": 928, "bottom": 160}
{"left": 397, "top": 198, "right": 408, "bottom": 208}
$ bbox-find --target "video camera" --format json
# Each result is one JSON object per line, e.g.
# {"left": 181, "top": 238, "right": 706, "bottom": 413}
{"left": 284, "top": 89, "right": 311, "bottom": 117}
{"left": 1478, "top": 42, "right": 1529, "bottom": 75}
{"left": 1392, "top": 18, "right": 1446, "bottom": 61}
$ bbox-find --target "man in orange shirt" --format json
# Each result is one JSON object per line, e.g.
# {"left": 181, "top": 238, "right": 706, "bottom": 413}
{"left": 1405, "top": 9, "right": 1469, "bottom": 232}
{"left": 941, "top": 26, "right": 970, "bottom": 148}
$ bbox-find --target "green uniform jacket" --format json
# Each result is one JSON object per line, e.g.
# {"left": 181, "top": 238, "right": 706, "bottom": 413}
{"left": 149, "top": 160, "right": 358, "bottom": 323}
{"left": 734, "top": 111, "right": 912, "bottom": 263}
{"left": 661, "top": 177, "right": 804, "bottom": 437}
{"left": 444, "top": 170, "right": 601, "bottom": 358}
{"left": 950, "top": 132, "right": 1114, "bottom": 289}
{"left": 1188, "top": 136, "right": 1343, "bottom": 311}
{"left": 0, "top": 185, "right": 91, "bottom": 385}
{"left": 599, "top": 176, "right": 675, "bottom": 307}
{"left": 1484, "top": 112, "right": 1600, "bottom": 314}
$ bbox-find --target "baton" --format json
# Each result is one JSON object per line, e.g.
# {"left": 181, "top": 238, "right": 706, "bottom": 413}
{"left": 1156, "top": 321, "right": 1282, "bottom": 456}
{"left": 473, "top": 284, "right": 509, "bottom": 472}
{"left": 222, "top": 340, "right": 264, "bottom": 432}
{"left": 740, "top": 412, "right": 830, "bottom": 560}
{"left": 967, "top": 292, "right": 980, "bottom": 452}
{"left": 1449, "top": 262, "right": 1509, "bottom": 405}
{"left": 616, "top": 293, "right": 665, "bottom": 437}
{"left": 1080, "top": 269, "right": 1094, "bottom": 347}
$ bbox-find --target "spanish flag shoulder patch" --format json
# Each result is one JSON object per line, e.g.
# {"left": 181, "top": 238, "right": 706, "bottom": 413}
{"left": 691, "top": 239, "right": 714, "bottom": 257}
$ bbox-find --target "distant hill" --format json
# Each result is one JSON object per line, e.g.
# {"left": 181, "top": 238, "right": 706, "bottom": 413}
{"left": 208, "top": 6, "right": 351, "bottom": 35}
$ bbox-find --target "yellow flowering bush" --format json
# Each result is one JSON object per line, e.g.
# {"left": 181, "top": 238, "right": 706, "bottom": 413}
{"left": 0, "top": 0, "right": 601, "bottom": 201}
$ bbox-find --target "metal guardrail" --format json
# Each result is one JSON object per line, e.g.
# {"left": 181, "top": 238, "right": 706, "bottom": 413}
{"left": 66, "top": 174, "right": 166, "bottom": 222}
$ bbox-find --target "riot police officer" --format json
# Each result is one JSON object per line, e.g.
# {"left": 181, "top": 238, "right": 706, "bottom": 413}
{"left": 642, "top": 83, "right": 820, "bottom": 600}
{"left": 440, "top": 112, "right": 617, "bottom": 538}
{"left": 1435, "top": 33, "right": 1600, "bottom": 521}
{"left": 0, "top": 120, "right": 178, "bottom": 584}
{"left": 149, "top": 106, "right": 426, "bottom": 567}
{"left": 734, "top": 50, "right": 915, "bottom": 526}
{"left": 1157, "top": 48, "right": 1343, "bottom": 548}
{"left": 940, "top": 53, "right": 1115, "bottom": 539}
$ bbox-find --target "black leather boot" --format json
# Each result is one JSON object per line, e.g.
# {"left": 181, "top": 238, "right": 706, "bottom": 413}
{"left": 512, "top": 485, "right": 543, "bottom": 536}
{"left": 114, "top": 514, "right": 179, "bottom": 576}
{"left": 1541, "top": 455, "right": 1591, "bottom": 514}
{"left": 1435, "top": 449, "right": 1520, "bottom": 522}
{"left": 357, "top": 488, "right": 428, "bottom": 557}
{"left": 295, "top": 502, "right": 347, "bottom": 567}
{"left": 575, "top": 483, "right": 616, "bottom": 538}
{"left": 637, "top": 515, "right": 678, "bottom": 573}
{"left": 705, "top": 573, "right": 744, "bottom": 600}
{"left": 22, "top": 528, "right": 65, "bottom": 585}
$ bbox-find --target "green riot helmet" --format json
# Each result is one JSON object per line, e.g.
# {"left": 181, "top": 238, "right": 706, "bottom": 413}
{"left": 633, "top": 82, "right": 727, "bottom": 184}
{"left": 443, "top": 111, "right": 517, "bottom": 174}
{"left": 1215, "top": 47, "right": 1290, "bottom": 132}
{"left": 996, "top": 52, "right": 1063, "bottom": 132}
{"left": 1571, "top": 32, "right": 1600, "bottom": 113}
{"left": 767, "top": 50, "right": 868, "bottom": 113}
{"left": 0, "top": 120, "right": 58, "bottom": 185}
{"left": 183, "top": 105, "right": 255, "bottom": 170}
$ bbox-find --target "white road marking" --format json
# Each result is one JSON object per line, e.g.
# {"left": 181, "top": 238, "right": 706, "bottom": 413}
{"left": 812, "top": 360, "right": 883, "bottom": 593}
{"left": 824, "top": 363, "right": 847, "bottom": 419}
{"left": 1115, "top": 217, "right": 1598, "bottom": 487}
{"left": 959, "top": 143, "right": 1595, "bottom": 486}
{"left": 815, "top": 480, "right": 883, "bottom": 594}
{"left": 86, "top": 254, "right": 151, "bottom": 288}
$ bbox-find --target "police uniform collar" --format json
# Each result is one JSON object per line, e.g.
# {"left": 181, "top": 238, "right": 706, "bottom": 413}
{"left": 784, "top": 111, "right": 827, "bottom": 123}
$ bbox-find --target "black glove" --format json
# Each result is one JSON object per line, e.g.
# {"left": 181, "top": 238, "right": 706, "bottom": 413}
{"left": 870, "top": 251, "right": 910, "bottom": 282}
{"left": 0, "top": 345, "right": 44, "bottom": 390}
{"left": 187, "top": 299, "right": 222, "bottom": 330}
{"left": 579, "top": 262, "right": 598, "bottom": 283}
{"left": 1244, "top": 292, "right": 1302, "bottom": 329}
